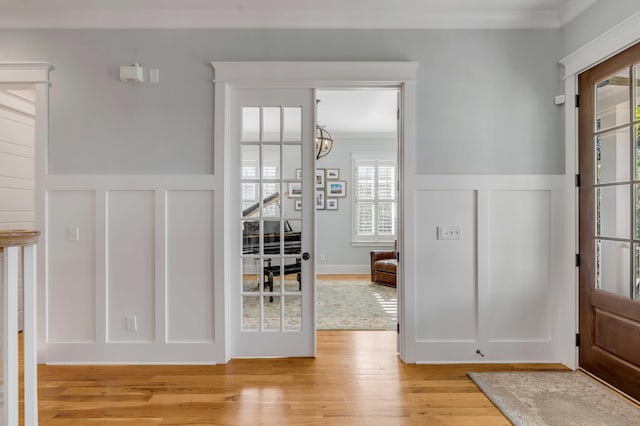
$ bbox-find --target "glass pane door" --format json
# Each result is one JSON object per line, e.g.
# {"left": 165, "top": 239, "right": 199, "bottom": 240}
{"left": 232, "top": 89, "right": 314, "bottom": 358}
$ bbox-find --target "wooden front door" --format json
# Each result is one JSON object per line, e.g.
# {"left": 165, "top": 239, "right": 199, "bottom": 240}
{"left": 578, "top": 41, "right": 640, "bottom": 400}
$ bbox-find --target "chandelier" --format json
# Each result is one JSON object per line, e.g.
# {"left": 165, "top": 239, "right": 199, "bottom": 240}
{"left": 315, "top": 125, "right": 334, "bottom": 160}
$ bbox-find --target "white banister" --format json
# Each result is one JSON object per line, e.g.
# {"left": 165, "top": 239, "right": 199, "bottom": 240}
{"left": 0, "top": 230, "right": 40, "bottom": 426}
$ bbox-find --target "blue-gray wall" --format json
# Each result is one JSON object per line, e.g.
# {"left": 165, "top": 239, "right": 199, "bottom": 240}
{"left": 561, "top": 0, "right": 640, "bottom": 58}
{"left": 0, "top": 29, "right": 563, "bottom": 175}
{"left": 316, "top": 137, "right": 396, "bottom": 269}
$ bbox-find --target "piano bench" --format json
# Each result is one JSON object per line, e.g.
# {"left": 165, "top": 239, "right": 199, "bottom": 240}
{"left": 264, "top": 259, "right": 302, "bottom": 302}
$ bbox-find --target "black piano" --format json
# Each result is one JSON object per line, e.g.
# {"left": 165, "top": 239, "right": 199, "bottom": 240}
{"left": 242, "top": 193, "right": 302, "bottom": 299}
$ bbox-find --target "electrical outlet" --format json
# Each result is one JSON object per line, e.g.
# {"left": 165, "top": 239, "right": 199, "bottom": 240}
{"left": 67, "top": 226, "right": 80, "bottom": 242}
{"left": 125, "top": 315, "right": 137, "bottom": 331}
{"left": 437, "top": 226, "right": 462, "bottom": 240}
{"left": 320, "top": 254, "right": 326, "bottom": 261}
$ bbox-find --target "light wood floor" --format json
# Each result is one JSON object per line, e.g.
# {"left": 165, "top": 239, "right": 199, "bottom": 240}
{"left": 19, "top": 331, "right": 567, "bottom": 425}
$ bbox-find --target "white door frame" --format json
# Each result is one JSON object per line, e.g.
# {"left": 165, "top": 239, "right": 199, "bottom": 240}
{"left": 212, "top": 61, "right": 418, "bottom": 362}
{"left": 559, "top": 11, "right": 640, "bottom": 369}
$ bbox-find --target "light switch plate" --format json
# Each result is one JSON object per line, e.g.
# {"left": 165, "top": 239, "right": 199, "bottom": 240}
{"left": 437, "top": 226, "right": 461, "bottom": 240}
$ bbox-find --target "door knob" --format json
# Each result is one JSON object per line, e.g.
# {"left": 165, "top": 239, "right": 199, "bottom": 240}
{"left": 302, "top": 252, "right": 310, "bottom": 261}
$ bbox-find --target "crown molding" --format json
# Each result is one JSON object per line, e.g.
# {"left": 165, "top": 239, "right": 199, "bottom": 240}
{"left": 0, "top": 6, "right": 595, "bottom": 30}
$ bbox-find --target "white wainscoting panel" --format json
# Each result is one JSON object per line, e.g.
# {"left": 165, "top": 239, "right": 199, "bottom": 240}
{"left": 408, "top": 175, "right": 563, "bottom": 363}
{"left": 166, "top": 190, "right": 214, "bottom": 342}
{"left": 486, "top": 190, "right": 551, "bottom": 342}
{"left": 47, "top": 190, "right": 96, "bottom": 342}
{"left": 107, "top": 190, "right": 155, "bottom": 342}
{"left": 414, "top": 190, "right": 477, "bottom": 342}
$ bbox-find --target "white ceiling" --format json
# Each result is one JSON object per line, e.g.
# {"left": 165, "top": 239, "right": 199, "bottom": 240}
{"left": 0, "top": 0, "right": 597, "bottom": 29}
{"left": 317, "top": 90, "right": 398, "bottom": 138}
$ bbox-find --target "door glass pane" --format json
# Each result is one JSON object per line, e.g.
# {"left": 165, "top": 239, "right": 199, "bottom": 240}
{"left": 284, "top": 296, "right": 302, "bottom": 331}
{"left": 241, "top": 145, "right": 260, "bottom": 180}
{"left": 596, "top": 239, "right": 630, "bottom": 297}
{"left": 262, "top": 145, "right": 281, "bottom": 180}
{"left": 242, "top": 220, "right": 259, "bottom": 254}
{"left": 284, "top": 220, "right": 301, "bottom": 255}
{"left": 283, "top": 196, "right": 302, "bottom": 220}
{"left": 242, "top": 296, "right": 260, "bottom": 330}
{"left": 283, "top": 107, "right": 302, "bottom": 142}
{"left": 262, "top": 107, "right": 281, "bottom": 142}
{"left": 596, "top": 69, "right": 630, "bottom": 132}
{"left": 596, "top": 185, "right": 630, "bottom": 239}
{"left": 263, "top": 259, "right": 282, "bottom": 294}
{"left": 242, "top": 107, "right": 260, "bottom": 142}
{"left": 597, "top": 128, "right": 630, "bottom": 184}
{"left": 241, "top": 183, "right": 259, "bottom": 218}
{"left": 263, "top": 296, "right": 281, "bottom": 331}
{"left": 262, "top": 183, "right": 280, "bottom": 217}
{"left": 242, "top": 258, "right": 260, "bottom": 292}
{"left": 263, "top": 220, "right": 281, "bottom": 255}
{"left": 282, "top": 145, "right": 301, "bottom": 180}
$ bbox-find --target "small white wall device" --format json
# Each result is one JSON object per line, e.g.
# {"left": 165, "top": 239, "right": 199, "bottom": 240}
{"left": 119, "top": 63, "right": 144, "bottom": 83}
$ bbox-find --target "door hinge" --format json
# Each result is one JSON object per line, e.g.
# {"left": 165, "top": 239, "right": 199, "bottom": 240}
{"left": 397, "top": 323, "right": 400, "bottom": 334}
{"left": 575, "top": 94, "right": 580, "bottom": 108}
{"left": 575, "top": 254, "right": 580, "bottom": 267}
{"left": 397, "top": 108, "right": 400, "bottom": 120}
{"left": 396, "top": 251, "right": 400, "bottom": 262}
{"left": 575, "top": 174, "right": 580, "bottom": 187}
{"left": 575, "top": 333, "right": 580, "bottom": 347}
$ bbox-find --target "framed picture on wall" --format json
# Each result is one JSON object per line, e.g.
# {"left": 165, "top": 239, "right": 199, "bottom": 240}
{"left": 326, "top": 169, "right": 340, "bottom": 180}
{"left": 316, "top": 169, "right": 325, "bottom": 189}
{"left": 294, "top": 199, "right": 302, "bottom": 211}
{"left": 287, "top": 182, "right": 302, "bottom": 198}
{"left": 327, "top": 181, "right": 346, "bottom": 197}
{"left": 326, "top": 198, "right": 338, "bottom": 210}
{"left": 316, "top": 190, "right": 325, "bottom": 210}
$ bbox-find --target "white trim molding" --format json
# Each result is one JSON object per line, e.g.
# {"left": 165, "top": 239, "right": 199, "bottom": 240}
{"left": 0, "top": 62, "right": 53, "bottom": 84}
{"left": 560, "top": 10, "right": 640, "bottom": 77}
{"left": 213, "top": 61, "right": 417, "bottom": 362}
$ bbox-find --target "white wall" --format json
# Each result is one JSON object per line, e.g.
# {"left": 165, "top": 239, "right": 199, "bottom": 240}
{"left": 0, "top": 88, "right": 35, "bottom": 331}
{"left": 0, "top": 28, "right": 566, "bottom": 363}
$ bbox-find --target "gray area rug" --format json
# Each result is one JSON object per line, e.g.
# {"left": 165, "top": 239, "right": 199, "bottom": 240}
{"left": 468, "top": 371, "right": 640, "bottom": 426}
{"left": 243, "top": 279, "right": 397, "bottom": 330}
{"left": 317, "top": 280, "right": 397, "bottom": 330}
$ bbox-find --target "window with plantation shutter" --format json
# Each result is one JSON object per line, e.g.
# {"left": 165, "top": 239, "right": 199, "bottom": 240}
{"left": 352, "top": 152, "right": 396, "bottom": 243}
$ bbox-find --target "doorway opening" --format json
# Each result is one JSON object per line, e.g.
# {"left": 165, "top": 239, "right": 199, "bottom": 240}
{"left": 315, "top": 89, "right": 399, "bottom": 332}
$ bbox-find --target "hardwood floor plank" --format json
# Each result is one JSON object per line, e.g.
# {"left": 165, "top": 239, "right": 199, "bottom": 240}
{"left": 17, "top": 331, "right": 568, "bottom": 425}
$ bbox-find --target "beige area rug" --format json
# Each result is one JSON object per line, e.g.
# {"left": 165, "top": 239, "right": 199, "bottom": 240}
{"left": 242, "top": 279, "right": 397, "bottom": 330}
{"left": 468, "top": 371, "right": 640, "bottom": 426}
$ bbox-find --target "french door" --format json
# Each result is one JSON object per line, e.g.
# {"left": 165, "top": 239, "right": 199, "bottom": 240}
{"left": 230, "top": 88, "right": 315, "bottom": 357}
{"left": 578, "top": 41, "right": 640, "bottom": 400}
